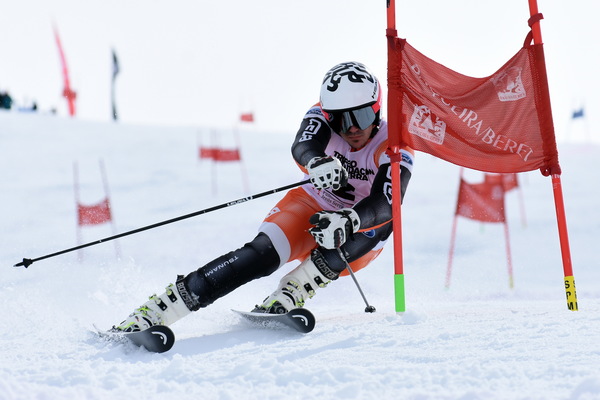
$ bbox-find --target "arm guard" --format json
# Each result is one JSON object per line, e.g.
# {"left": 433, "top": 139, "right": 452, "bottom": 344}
{"left": 291, "top": 116, "right": 332, "bottom": 168}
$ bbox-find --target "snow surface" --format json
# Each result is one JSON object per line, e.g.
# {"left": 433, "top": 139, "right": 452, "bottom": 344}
{"left": 1, "top": 111, "right": 599, "bottom": 400}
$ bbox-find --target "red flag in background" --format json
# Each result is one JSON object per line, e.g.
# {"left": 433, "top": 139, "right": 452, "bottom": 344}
{"left": 197, "top": 129, "right": 249, "bottom": 195}
{"left": 214, "top": 149, "right": 241, "bottom": 161}
{"left": 240, "top": 113, "right": 254, "bottom": 122}
{"left": 53, "top": 25, "right": 77, "bottom": 116}
{"left": 392, "top": 38, "right": 559, "bottom": 175}
{"left": 198, "top": 147, "right": 241, "bottom": 161}
{"left": 485, "top": 173, "right": 519, "bottom": 192}
{"left": 485, "top": 173, "right": 527, "bottom": 227}
{"left": 199, "top": 146, "right": 217, "bottom": 160}
{"left": 447, "top": 172, "right": 513, "bottom": 289}
{"left": 77, "top": 198, "right": 112, "bottom": 226}
{"left": 455, "top": 178, "right": 506, "bottom": 223}
{"left": 73, "top": 160, "right": 121, "bottom": 261}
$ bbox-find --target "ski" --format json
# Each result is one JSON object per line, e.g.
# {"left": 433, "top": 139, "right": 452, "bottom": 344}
{"left": 232, "top": 308, "right": 316, "bottom": 333}
{"left": 95, "top": 325, "right": 175, "bottom": 353}
{"left": 94, "top": 308, "right": 314, "bottom": 354}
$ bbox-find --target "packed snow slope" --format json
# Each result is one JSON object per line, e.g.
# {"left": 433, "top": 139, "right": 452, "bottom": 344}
{"left": 1, "top": 111, "right": 599, "bottom": 400}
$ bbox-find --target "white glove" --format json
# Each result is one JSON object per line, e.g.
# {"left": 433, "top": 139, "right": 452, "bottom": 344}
{"left": 306, "top": 156, "right": 348, "bottom": 191}
{"left": 309, "top": 208, "right": 360, "bottom": 249}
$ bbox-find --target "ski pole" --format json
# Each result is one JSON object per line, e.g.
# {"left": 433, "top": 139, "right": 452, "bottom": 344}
{"left": 337, "top": 248, "right": 376, "bottom": 313}
{"left": 14, "top": 179, "right": 310, "bottom": 268}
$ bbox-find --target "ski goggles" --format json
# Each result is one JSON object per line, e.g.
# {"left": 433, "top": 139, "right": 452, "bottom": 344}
{"left": 326, "top": 105, "right": 377, "bottom": 133}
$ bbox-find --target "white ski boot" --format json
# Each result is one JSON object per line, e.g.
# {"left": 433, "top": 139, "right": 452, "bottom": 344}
{"left": 114, "top": 282, "right": 192, "bottom": 332}
{"left": 254, "top": 249, "right": 340, "bottom": 314}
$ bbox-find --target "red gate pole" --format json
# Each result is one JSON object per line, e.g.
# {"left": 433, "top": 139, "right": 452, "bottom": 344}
{"left": 99, "top": 159, "right": 122, "bottom": 260}
{"left": 73, "top": 161, "right": 84, "bottom": 261}
{"left": 386, "top": 0, "right": 407, "bottom": 312}
{"left": 503, "top": 220, "right": 514, "bottom": 290}
{"left": 445, "top": 214, "right": 459, "bottom": 289}
{"left": 528, "top": 0, "right": 578, "bottom": 310}
{"left": 445, "top": 169, "right": 464, "bottom": 289}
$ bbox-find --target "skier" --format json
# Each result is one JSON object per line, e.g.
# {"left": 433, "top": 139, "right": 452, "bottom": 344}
{"left": 114, "top": 61, "right": 414, "bottom": 332}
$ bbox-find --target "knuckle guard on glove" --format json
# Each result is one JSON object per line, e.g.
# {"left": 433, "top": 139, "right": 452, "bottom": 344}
{"left": 308, "top": 208, "right": 360, "bottom": 249}
{"left": 306, "top": 156, "right": 348, "bottom": 190}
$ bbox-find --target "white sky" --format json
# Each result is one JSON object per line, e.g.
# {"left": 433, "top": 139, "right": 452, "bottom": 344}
{"left": 1, "top": 0, "right": 598, "bottom": 141}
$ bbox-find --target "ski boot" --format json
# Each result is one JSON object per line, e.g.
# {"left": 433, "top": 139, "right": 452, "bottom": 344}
{"left": 113, "top": 279, "right": 195, "bottom": 332}
{"left": 253, "top": 249, "right": 340, "bottom": 314}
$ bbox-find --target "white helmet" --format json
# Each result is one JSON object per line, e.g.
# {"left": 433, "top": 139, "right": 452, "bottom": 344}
{"left": 319, "top": 62, "right": 382, "bottom": 133}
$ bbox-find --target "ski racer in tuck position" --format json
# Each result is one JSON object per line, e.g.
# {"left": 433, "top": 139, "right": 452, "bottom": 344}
{"left": 114, "top": 61, "right": 415, "bottom": 332}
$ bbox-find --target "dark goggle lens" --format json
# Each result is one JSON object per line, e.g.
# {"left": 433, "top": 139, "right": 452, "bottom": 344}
{"left": 331, "top": 106, "right": 376, "bottom": 133}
